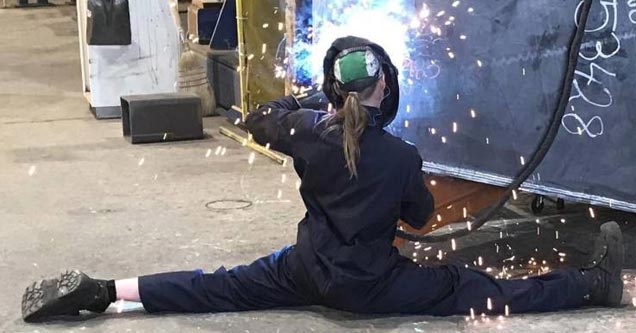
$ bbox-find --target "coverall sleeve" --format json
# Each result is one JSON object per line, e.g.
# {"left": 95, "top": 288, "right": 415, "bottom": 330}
{"left": 245, "top": 96, "right": 325, "bottom": 157}
{"left": 400, "top": 154, "right": 435, "bottom": 230}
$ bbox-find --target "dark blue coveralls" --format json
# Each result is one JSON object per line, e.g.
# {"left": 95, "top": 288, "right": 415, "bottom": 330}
{"left": 137, "top": 96, "right": 589, "bottom": 315}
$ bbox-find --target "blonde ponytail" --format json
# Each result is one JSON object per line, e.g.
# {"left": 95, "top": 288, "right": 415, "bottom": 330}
{"left": 341, "top": 92, "right": 368, "bottom": 178}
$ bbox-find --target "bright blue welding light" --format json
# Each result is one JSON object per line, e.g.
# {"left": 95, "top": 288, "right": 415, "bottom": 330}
{"left": 291, "top": 0, "right": 459, "bottom": 125}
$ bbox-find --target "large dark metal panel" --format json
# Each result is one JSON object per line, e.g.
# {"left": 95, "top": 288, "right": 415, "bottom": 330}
{"left": 303, "top": 0, "right": 636, "bottom": 212}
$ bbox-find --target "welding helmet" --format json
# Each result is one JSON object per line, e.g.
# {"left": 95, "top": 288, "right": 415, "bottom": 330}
{"left": 323, "top": 36, "right": 400, "bottom": 127}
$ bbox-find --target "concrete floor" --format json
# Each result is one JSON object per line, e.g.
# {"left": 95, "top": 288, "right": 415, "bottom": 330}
{"left": 1, "top": 5, "right": 636, "bottom": 333}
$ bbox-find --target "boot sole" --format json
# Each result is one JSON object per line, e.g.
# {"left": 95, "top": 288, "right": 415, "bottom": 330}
{"left": 22, "top": 270, "right": 84, "bottom": 322}
{"left": 600, "top": 222, "right": 624, "bottom": 307}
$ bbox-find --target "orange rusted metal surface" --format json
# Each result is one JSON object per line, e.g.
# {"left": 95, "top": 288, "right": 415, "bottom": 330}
{"left": 394, "top": 175, "right": 505, "bottom": 245}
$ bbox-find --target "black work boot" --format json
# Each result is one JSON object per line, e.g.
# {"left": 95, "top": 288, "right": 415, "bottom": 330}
{"left": 22, "top": 270, "right": 112, "bottom": 322}
{"left": 581, "top": 221, "right": 624, "bottom": 307}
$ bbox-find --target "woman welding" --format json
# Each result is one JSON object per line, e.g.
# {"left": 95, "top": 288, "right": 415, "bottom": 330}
{"left": 22, "top": 36, "right": 624, "bottom": 322}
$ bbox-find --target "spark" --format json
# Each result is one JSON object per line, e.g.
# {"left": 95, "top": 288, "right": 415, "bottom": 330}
{"left": 512, "top": 190, "right": 518, "bottom": 200}
{"left": 522, "top": 67, "right": 526, "bottom": 76}
{"left": 448, "top": 51, "right": 455, "bottom": 59}
{"left": 437, "top": 250, "right": 443, "bottom": 260}
{"left": 163, "top": 133, "right": 168, "bottom": 141}
{"left": 487, "top": 298, "right": 493, "bottom": 310}
{"left": 470, "top": 308, "right": 475, "bottom": 320}
{"left": 441, "top": 136, "right": 447, "bottom": 144}
{"left": 406, "top": 105, "right": 411, "bottom": 113}
{"left": 404, "top": 120, "right": 409, "bottom": 128}
{"left": 28, "top": 165, "right": 36, "bottom": 176}
{"left": 452, "top": 122, "right": 458, "bottom": 133}
{"left": 437, "top": 214, "right": 442, "bottom": 222}
{"left": 215, "top": 146, "right": 222, "bottom": 155}
{"left": 248, "top": 152, "right": 256, "bottom": 165}
{"left": 486, "top": 137, "right": 490, "bottom": 144}
{"left": 296, "top": 180, "right": 301, "bottom": 189}
{"left": 451, "top": 238, "right": 457, "bottom": 251}
{"left": 278, "top": 22, "right": 284, "bottom": 31}
{"left": 470, "top": 109, "right": 477, "bottom": 118}
{"left": 221, "top": 147, "right": 227, "bottom": 156}
{"left": 290, "top": 128, "right": 296, "bottom": 136}
{"left": 277, "top": 189, "right": 283, "bottom": 199}
{"left": 138, "top": 158, "right": 145, "bottom": 166}
{"left": 431, "top": 128, "right": 437, "bottom": 135}
{"left": 452, "top": 1, "right": 461, "bottom": 7}
{"left": 478, "top": 256, "right": 483, "bottom": 266}
{"left": 430, "top": 180, "right": 437, "bottom": 186}
{"left": 468, "top": 7, "right": 474, "bottom": 13}
{"left": 262, "top": 23, "right": 269, "bottom": 29}
{"left": 589, "top": 207, "right": 596, "bottom": 218}
{"left": 460, "top": 34, "right": 467, "bottom": 40}
{"left": 467, "top": 221, "right": 472, "bottom": 231}
{"left": 205, "top": 149, "right": 212, "bottom": 158}
{"left": 477, "top": 59, "right": 483, "bottom": 67}
{"left": 462, "top": 207, "right": 467, "bottom": 218}
{"left": 520, "top": 156, "right": 525, "bottom": 165}
{"left": 505, "top": 305, "right": 510, "bottom": 316}
{"left": 261, "top": 43, "right": 267, "bottom": 54}
{"left": 555, "top": 231, "right": 559, "bottom": 239}
{"left": 281, "top": 174, "right": 287, "bottom": 183}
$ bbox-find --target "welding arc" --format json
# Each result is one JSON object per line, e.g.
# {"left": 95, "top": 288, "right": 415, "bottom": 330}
{"left": 395, "top": 0, "right": 594, "bottom": 243}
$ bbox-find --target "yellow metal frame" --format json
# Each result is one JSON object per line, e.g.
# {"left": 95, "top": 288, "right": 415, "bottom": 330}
{"left": 218, "top": 0, "right": 286, "bottom": 165}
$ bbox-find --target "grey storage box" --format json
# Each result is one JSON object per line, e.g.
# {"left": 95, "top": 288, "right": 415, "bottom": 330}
{"left": 121, "top": 93, "right": 204, "bottom": 144}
